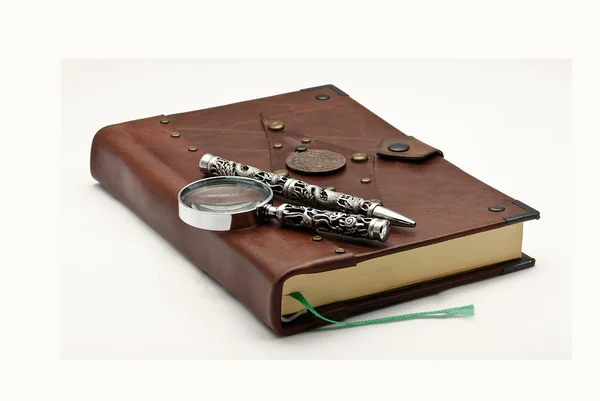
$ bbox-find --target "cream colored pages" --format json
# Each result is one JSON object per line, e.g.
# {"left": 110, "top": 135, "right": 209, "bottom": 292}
{"left": 282, "top": 223, "right": 523, "bottom": 315}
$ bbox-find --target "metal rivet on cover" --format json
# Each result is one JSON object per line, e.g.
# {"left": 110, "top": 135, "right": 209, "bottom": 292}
{"left": 273, "top": 169, "right": 289, "bottom": 177}
{"left": 273, "top": 143, "right": 283, "bottom": 149}
{"left": 351, "top": 153, "right": 368, "bottom": 163}
{"left": 159, "top": 118, "right": 170, "bottom": 124}
{"left": 488, "top": 205, "right": 506, "bottom": 212}
{"left": 335, "top": 248, "right": 345, "bottom": 254}
{"left": 315, "top": 93, "right": 331, "bottom": 100}
{"left": 267, "top": 121, "right": 285, "bottom": 131}
{"left": 361, "top": 178, "right": 371, "bottom": 184}
{"left": 312, "top": 235, "right": 323, "bottom": 242}
{"left": 295, "top": 145, "right": 308, "bottom": 152}
{"left": 188, "top": 146, "right": 198, "bottom": 152}
{"left": 301, "top": 138, "right": 312, "bottom": 144}
{"left": 170, "top": 132, "right": 181, "bottom": 138}
{"left": 388, "top": 142, "right": 410, "bottom": 152}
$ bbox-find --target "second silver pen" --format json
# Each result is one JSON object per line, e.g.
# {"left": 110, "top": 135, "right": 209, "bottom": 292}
{"left": 199, "top": 153, "right": 416, "bottom": 227}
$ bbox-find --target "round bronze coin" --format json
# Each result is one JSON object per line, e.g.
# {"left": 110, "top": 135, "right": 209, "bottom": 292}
{"left": 285, "top": 149, "right": 346, "bottom": 175}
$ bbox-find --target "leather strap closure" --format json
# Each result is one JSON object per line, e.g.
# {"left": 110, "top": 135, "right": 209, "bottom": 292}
{"left": 376, "top": 136, "right": 443, "bottom": 162}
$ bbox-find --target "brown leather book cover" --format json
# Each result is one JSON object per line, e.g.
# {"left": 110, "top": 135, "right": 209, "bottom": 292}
{"left": 90, "top": 84, "right": 539, "bottom": 335}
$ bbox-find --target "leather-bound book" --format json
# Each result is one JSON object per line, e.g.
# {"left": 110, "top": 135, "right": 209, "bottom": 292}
{"left": 90, "top": 84, "right": 540, "bottom": 335}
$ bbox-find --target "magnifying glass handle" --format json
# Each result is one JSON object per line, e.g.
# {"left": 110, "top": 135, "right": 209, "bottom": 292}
{"left": 264, "top": 203, "right": 390, "bottom": 242}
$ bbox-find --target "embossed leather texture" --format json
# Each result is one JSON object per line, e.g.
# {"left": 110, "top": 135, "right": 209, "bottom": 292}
{"left": 90, "top": 85, "right": 537, "bottom": 335}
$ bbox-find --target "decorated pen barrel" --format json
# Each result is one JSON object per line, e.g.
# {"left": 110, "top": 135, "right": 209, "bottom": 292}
{"left": 264, "top": 203, "right": 390, "bottom": 242}
{"left": 199, "top": 153, "right": 416, "bottom": 227}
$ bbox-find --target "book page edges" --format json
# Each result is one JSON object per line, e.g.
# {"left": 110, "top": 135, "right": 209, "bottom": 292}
{"left": 281, "top": 223, "right": 524, "bottom": 315}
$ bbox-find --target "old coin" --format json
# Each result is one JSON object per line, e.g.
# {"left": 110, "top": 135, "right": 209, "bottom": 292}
{"left": 285, "top": 149, "right": 346, "bottom": 175}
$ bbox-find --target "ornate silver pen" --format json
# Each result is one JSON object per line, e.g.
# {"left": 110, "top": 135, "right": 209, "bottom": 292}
{"left": 199, "top": 153, "right": 416, "bottom": 227}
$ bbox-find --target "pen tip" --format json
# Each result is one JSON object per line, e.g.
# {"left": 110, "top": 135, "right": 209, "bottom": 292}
{"left": 371, "top": 206, "right": 417, "bottom": 228}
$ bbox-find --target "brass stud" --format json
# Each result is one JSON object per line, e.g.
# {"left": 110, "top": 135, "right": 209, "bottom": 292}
{"left": 316, "top": 93, "right": 331, "bottom": 100}
{"left": 188, "top": 145, "right": 198, "bottom": 152}
{"left": 159, "top": 118, "right": 170, "bottom": 124}
{"left": 488, "top": 205, "right": 506, "bottom": 212}
{"left": 273, "top": 143, "right": 283, "bottom": 149}
{"left": 325, "top": 186, "right": 336, "bottom": 191}
{"left": 351, "top": 153, "right": 368, "bottom": 163}
{"left": 170, "top": 132, "right": 181, "bottom": 138}
{"left": 335, "top": 248, "right": 345, "bottom": 254}
{"left": 267, "top": 121, "right": 285, "bottom": 131}
{"left": 368, "top": 198, "right": 383, "bottom": 205}
{"left": 301, "top": 138, "right": 312, "bottom": 144}
{"left": 273, "top": 169, "right": 289, "bottom": 177}
{"left": 361, "top": 178, "right": 371, "bottom": 184}
{"left": 312, "top": 235, "right": 323, "bottom": 242}
{"left": 295, "top": 145, "right": 308, "bottom": 152}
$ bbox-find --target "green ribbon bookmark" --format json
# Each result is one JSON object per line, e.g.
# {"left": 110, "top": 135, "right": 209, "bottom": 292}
{"left": 289, "top": 292, "right": 474, "bottom": 327}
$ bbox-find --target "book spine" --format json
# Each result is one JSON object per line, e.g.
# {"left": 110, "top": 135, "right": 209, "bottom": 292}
{"left": 90, "top": 116, "right": 279, "bottom": 332}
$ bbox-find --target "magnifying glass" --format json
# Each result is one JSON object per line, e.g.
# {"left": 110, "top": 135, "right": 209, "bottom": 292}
{"left": 178, "top": 176, "right": 390, "bottom": 242}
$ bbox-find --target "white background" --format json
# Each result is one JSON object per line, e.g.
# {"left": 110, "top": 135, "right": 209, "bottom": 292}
{"left": 61, "top": 59, "right": 570, "bottom": 359}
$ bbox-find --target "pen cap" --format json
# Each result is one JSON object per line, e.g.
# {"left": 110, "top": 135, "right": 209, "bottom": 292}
{"left": 199, "top": 153, "right": 215, "bottom": 173}
{"left": 368, "top": 219, "right": 391, "bottom": 242}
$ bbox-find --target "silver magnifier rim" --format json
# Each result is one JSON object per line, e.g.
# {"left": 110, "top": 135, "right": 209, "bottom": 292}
{"left": 178, "top": 176, "right": 274, "bottom": 231}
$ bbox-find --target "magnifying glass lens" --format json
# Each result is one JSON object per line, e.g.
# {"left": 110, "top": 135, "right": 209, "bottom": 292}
{"left": 180, "top": 178, "right": 271, "bottom": 214}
